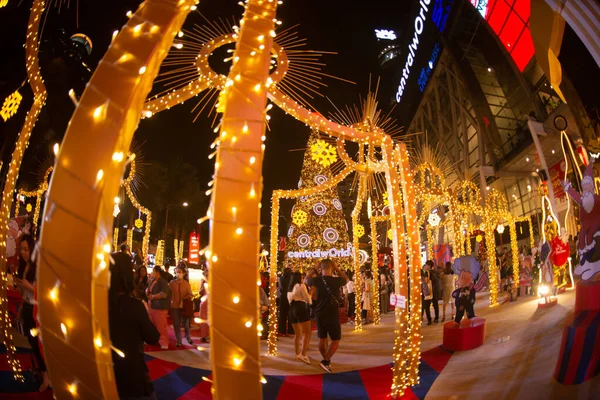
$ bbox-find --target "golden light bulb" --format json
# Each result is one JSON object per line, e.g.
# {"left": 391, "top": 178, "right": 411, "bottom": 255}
{"left": 211, "top": 255, "right": 218, "bottom": 263}
{"left": 236, "top": 227, "right": 243, "bottom": 235}
{"left": 94, "top": 336, "right": 103, "bottom": 348}
{"left": 245, "top": 320, "right": 252, "bottom": 328}
{"left": 53, "top": 143, "right": 59, "bottom": 155}
{"left": 96, "top": 169, "right": 104, "bottom": 182}
{"left": 67, "top": 382, "right": 77, "bottom": 395}
{"left": 93, "top": 105, "right": 103, "bottom": 120}
{"left": 103, "top": 243, "right": 111, "bottom": 253}
{"left": 114, "top": 196, "right": 120, "bottom": 204}
{"left": 49, "top": 287, "right": 58, "bottom": 302}
{"left": 233, "top": 296, "right": 240, "bottom": 304}
{"left": 233, "top": 357, "right": 242, "bottom": 367}
{"left": 242, "top": 123, "right": 249, "bottom": 133}
{"left": 30, "top": 328, "right": 39, "bottom": 337}
{"left": 139, "top": 66, "right": 147, "bottom": 74}
{"left": 60, "top": 323, "right": 68, "bottom": 336}
{"left": 249, "top": 156, "right": 256, "bottom": 164}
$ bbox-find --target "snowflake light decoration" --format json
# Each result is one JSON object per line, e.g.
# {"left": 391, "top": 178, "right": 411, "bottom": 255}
{"left": 1, "top": 90, "right": 23, "bottom": 122}
{"left": 292, "top": 210, "right": 308, "bottom": 226}
{"left": 135, "top": 218, "right": 144, "bottom": 229}
{"left": 310, "top": 139, "right": 337, "bottom": 167}
{"left": 26, "top": 204, "right": 32, "bottom": 213}
{"left": 428, "top": 212, "right": 441, "bottom": 227}
{"left": 354, "top": 224, "right": 365, "bottom": 238}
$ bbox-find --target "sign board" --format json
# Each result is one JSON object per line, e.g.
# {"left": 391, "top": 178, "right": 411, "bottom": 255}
{"left": 375, "top": 29, "right": 397, "bottom": 40}
{"left": 188, "top": 231, "right": 200, "bottom": 264}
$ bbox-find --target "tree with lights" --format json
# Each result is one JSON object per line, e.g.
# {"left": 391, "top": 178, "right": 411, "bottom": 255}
{"left": 286, "top": 130, "right": 352, "bottom": 271}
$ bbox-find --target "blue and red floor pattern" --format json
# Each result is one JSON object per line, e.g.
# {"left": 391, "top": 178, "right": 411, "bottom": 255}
{"left": 1, "top": 345, "right": 452, "bottom": 399}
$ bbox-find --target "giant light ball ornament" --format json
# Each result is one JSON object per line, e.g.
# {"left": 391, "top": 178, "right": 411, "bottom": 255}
{"left": 428, "top": 212, "right": 441, "bottom": 227}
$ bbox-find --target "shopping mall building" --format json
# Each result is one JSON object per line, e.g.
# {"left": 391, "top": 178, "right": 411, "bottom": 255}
{"left": 375, "top": 0, "right": 600, "bottom": 251}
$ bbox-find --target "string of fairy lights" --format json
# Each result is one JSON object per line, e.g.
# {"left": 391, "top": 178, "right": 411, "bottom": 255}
{"left": 0, "top": 0, "right": 48, "bottom": 382}
{"left": 33, "top": 0, "right": 199, "bottom": 398}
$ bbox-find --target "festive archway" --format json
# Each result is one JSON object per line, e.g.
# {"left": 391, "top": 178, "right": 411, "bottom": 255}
{"left": 37, "top": 0, "right": 421, "bottom": 398}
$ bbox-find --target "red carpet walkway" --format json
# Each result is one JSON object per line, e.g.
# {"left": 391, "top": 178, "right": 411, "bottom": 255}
{"left": 1, "top": 345, "right": 452, "bottom": 399}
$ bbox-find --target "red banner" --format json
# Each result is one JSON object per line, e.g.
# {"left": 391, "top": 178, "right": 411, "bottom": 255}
{"left": 188, "top": 231, "right": 200, "bottom": 264}
{"left": 548, "top": 160, "right": 567, "bottom": 199}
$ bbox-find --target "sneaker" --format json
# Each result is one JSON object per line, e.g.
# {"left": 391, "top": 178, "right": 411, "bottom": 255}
{"left": 187, "top": 338, "right": 193, "bottom": 345}
{"left": 319, "top": 360, "right": 332, "bottom": 373}
{"left": 427, "top": 321, "right": 432, "bottom": 326}
{"left": 297, "top": 355, "right": 311, "bottom": 365}
{"left": 161, "top": 345, "right": 169, "bottom": 350}
{"left": 176, "top": 343, "right": 182, "bottom": 347}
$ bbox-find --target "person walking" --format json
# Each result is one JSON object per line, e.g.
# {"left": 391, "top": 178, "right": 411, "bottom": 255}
{"left": 441, "top": 262, "right": 456, "bottom": 322}
{"left": 380, "top": 269, "right": 390, "bottom": 315}
{"left": 134, "top": 266, "right": 149, "bottom": 303}
{"left": 109, "top": 252, "right": 160, "bottom": 400}
{"left": 198, "top": 277, "right": 209, "bottom": 343}
{"left": 147, "top": 266, "right": 170, "bottom": 349}
{"left": 427, "top": 261, "right": 442, "bottom": 323}
{"left": 278, "top": 267, "right": 294, "bottom": 336}
{"left": 287, "top": 271, "right": 312, "bottom": 364}
{"left": 421, "top": 268, "right": 434, "bottom": 325}
{"left": 169, "top": 266, "right": 193, "bottom": 347}
{"left": 15, "top": 235, "right": 50, "bottom": 392}
{"left": 305, "top": 259, "right": 348, "bottom": 373}
{"left": 345, "top": 271, "right": 355, "bottom": 325}
{"left": 362, "top": 271, "right": 374, "bottom": 324}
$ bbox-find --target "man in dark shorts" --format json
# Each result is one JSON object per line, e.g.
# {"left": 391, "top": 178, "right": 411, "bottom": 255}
{"left": 305, "top": 259, "right": 348, "bottom": 373}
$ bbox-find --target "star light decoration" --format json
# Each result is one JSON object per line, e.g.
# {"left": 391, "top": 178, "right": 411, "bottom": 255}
{"left": 134, "top": 218, "right": 143, "bottom": 229}
{"left": 1, "top": 90, "right": 23, "bottom": 122}
{"left": 292, "top": 209, "right": 308, "bottom": 226}
{"left": 354, "top": 224, "right": 365, "bottom": 238}
{"left": 310, "top": 139, "right": 337, "bottom": 167}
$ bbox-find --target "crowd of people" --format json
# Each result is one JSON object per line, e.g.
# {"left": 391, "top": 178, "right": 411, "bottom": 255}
{"left": 274, "top": 260, "right": 394, "bottom": 372}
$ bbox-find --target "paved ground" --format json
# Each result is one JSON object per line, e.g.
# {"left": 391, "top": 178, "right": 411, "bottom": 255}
{"left": 146, "top": 289, "right": 600, "bottom": 398}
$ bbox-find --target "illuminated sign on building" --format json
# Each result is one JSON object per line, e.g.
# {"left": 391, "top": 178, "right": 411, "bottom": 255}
{"left": 469, "top": 0, "right": 488, "bottom": 18}
{"left": 288, "top": 243, "right": 354, "bottom": 259}
{"left": 396, "top": 0, "right": 453, "bottom": 104}
{"left": 468, "top": 0, "right": 534, "bottom": 72}
{"left": 188, "top": 231, "right": 200, "bottom": 264}
{"left": 375, "top": 29, "right": 397, "bottom": 40}
{"left": 417, "top": 42, "right": 442, "bottom": 92}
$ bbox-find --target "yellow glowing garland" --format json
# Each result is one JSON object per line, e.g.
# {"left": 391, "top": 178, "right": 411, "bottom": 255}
{"left": 1, "top": 90, "right": 23, "bottom": 122}
{"left": 352, "top": 174, "right": 368, "bottom": 331}
{"left": 17, "top": 165, "right": 53, "bottom": 231}
{"left": 370, "top": 215, "right": 389, "bottom": 326}
{"left": 0, "top": 0, "right": 47, "bottom": 382}
{"left": 113, "top": 227, "right": 119, "bottom": 252}
{"left": 121, "top": 153, "right": 152, "bottom": 260}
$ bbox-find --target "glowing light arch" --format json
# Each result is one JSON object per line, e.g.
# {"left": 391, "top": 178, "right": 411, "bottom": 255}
{"left": 38, "top": 1, "right": 421, "bottom": 399}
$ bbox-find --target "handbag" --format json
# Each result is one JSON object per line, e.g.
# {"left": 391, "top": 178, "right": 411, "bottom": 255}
{"left": 182, "top": 298, "right": 194, "bottom": 318}
{"left": 321, "top": 276, "right": 343, "bottom": 308}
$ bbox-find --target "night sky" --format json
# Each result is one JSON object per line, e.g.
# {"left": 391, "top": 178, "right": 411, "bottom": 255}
{"left": 0, "top": 0, "right": 412, "bottom": 245}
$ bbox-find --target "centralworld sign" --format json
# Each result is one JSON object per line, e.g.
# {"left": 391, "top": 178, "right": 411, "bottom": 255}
{"left": 288, "top": 243, "right": 354, "bottom": 259}
{"left": 395, "top": 0, "right": 453, "bottom": 104}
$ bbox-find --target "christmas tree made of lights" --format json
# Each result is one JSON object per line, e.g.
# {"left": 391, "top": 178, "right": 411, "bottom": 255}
{"left": 286, "top": 130, "right": 352, "bottom": 271}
